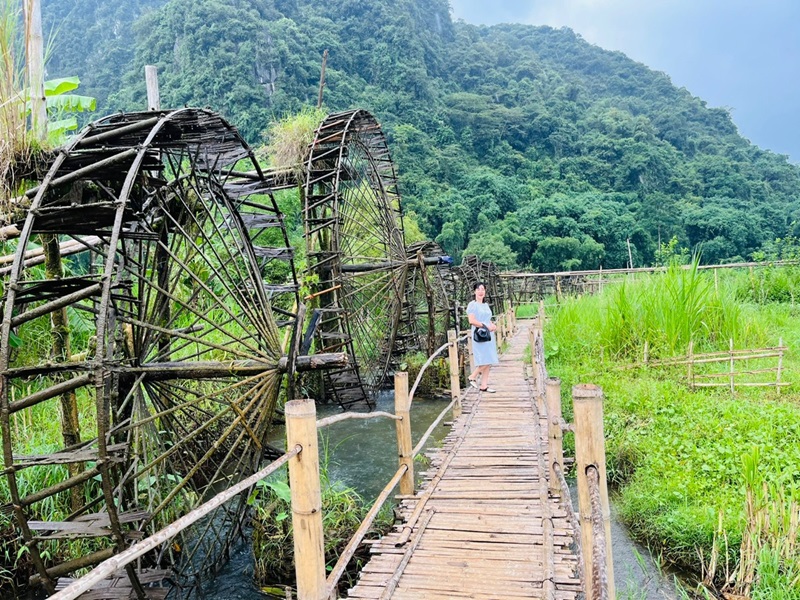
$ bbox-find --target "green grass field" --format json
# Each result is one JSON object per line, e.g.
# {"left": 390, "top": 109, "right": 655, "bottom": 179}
{"left": 538, "top": 264, "right": 800, "bottom": 598}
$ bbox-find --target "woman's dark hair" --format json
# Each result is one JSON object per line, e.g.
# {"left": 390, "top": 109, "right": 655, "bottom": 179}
{"left": 473, "top": 281, "right": 487, "bottom": 291}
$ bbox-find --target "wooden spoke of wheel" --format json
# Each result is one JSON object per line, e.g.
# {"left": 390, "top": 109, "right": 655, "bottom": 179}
{"left": 0, "top": 109, "right": 297, "bottom": 595}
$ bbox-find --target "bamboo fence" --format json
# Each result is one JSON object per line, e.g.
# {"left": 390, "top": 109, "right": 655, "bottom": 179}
{"left": 633, "top": 339, "right": 789, "bottom": 393}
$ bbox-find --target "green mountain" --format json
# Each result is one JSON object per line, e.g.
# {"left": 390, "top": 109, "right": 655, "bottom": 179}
{"left": 42, "top": 0, "right": 800, "bottom": 270}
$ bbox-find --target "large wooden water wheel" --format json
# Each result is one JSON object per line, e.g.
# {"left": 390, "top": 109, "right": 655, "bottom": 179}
{"left": 0, "top": 109, "right": 326, "bottom": 597}
{"left": 455, "top": 255, "right": 506, "bottom": 319}
{"left": 303, "top": 109, "right": 407, "bottom": 409}
{"left": 398, "top": 241, "right": 456, "bottom": 358}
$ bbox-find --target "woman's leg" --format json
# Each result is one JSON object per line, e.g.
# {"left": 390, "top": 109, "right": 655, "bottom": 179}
{"left": 469, "top": 365, "right": 481, "bottom": 381}
{"left": 480, "top": 365, "right": 491, "bottom": 389}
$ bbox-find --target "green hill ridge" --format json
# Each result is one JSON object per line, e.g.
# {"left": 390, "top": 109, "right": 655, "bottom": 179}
{"left": 43, "top": 0, "right": 800, "bottom": 270}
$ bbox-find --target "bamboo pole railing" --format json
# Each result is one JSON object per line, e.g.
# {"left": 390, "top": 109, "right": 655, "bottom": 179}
{"left": 529, "top": 311, "right": 614, "bottom": 600}
{"left": 50, "top": 447, "right": 302, "bottom": 600}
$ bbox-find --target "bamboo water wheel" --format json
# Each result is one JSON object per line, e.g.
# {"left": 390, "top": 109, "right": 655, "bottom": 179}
{"left": 398, "top": 241, "right": 456, "bottom": 358}
{"left": 303, "top": 109, "right": 407, "bottom": 409}
{"left": 0, "top": 109, "right": 332, "bottom": 597}
{"left": 455, "top": 255, "right": 506, "bottom": 319}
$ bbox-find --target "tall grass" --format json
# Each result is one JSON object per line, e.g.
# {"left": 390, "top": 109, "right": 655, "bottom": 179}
{"left": 0, "top": 0, "right": 30, "bottom": 207}
{"left": 548, "top": 261, "right": 767, "bottom": 366}
{"left": 545, "top": 266, "right": 800, "bottom": 597}
{"left": 261, "top": 106, "right": 327, "bottom": 177}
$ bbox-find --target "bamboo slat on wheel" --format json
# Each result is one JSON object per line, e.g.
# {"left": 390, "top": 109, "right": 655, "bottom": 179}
{"left": 347, "top": 321, "right": 582, "bottom": 599}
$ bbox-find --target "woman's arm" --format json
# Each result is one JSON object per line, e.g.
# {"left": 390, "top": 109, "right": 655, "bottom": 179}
{"left": 467, "top": 313, "right": 484, "bottom": 328}
{"left": 466, "top": 306, "right": 495, "bottom": 330}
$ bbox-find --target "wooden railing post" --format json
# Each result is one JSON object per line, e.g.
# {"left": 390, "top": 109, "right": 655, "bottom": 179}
{"left": 144, "top": 65, "right": 160, "bottom": 110}
{"left": 447, "top": 330, "right": 462, "bottom": 418}
{"left": 285, "top": 399, "right": 326, "bottom": 600}
{"left": 395, "top": 372, "right": 415, "bottom": 495}
{"left": 573, "top": 385, "right": 614, "bottom": 600}
{"left": 496, "top": 314, "right": 504, "bottom": 346}
{"left": 467, "top": 335, "right": 476, "bottom": 374}
{"left": 545, "top": 378, "right": 563, "bottom": 496}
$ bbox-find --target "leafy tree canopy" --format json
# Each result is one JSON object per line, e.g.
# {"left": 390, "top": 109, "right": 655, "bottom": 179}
{"left": 42, "top": 0, "right": 800, "bottom": 270}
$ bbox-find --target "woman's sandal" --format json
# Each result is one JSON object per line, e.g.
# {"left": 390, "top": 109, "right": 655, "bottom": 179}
{"left": 468, "top": 377, "right": 479, "bottom": 389}
{"left": 480, "top": 387, "right": 496, "bottom": 393}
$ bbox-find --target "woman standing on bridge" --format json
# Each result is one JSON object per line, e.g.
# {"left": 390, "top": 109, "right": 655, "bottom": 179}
{"left": 467, "top": 282, "right": 499, "bottom": 393}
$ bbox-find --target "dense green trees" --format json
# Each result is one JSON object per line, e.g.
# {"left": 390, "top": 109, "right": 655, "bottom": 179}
{"left": 41, "top": 0, "right": 800, "bottom": 270}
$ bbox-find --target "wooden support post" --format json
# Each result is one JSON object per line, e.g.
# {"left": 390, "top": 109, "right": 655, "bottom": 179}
{"left": 285, "top": 400, "right": 325, "bottom": 600}
{"left": 545, "top": 378, "right": 563, "bottom": 497}
{"left": 144, "top": 65, "right": 160, "bottom": 110}
{"left": 497, "top": 314, "right": 503, "bottom": 345}
{"left": 467, "top": 335, "right": 476, "bottom": 374}
{"left": 573, "top": 384, "right": 614, "bottom": 600}
{"left": 643, "top": 340, "right": 649, "bottom": 366}
{"left": 447, "top": 330, "right": 462, "bottom": 418}
{"left": 729, "top": 338, "right": 735, "bottom": 393}
{"left": 777, "top": 337, "right": 784, "bottom": 395}
{"left": 688, "top": 340, "right": 694, "bottom": 390}
{"left": 394, "top": 373, "right": 415, "bottom": 495}
{"left": 24, "top": 0, "right": 47, "bottom": 142}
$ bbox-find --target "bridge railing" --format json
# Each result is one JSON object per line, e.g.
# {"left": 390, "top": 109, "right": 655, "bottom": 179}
{"left": 530, "top": 302, "right": 616, "bottom": 600}
{"left": 50, "top": 329, "right": 468, "bottom": 600}
{"left": 51, "top": 448, "right": 302, "bottom": 599}
{"left": 291, "top": 329, "right": 469, "bottom": 600}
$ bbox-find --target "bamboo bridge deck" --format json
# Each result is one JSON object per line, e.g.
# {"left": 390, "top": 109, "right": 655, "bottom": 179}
{"left": 347, "top": 323, "right": 583, "bottom": 599}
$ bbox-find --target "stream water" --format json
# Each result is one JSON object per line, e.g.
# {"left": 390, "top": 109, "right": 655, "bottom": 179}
{"left": 205, "top": 392, "right": 681, "bottom": 599}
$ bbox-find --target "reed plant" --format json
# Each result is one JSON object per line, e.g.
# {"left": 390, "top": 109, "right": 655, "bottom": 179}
{"left": 0, "top": 0, "right": 30, "bottom": 208}
{"left": 250, "top": 445, "right": 393, "bottom": 595}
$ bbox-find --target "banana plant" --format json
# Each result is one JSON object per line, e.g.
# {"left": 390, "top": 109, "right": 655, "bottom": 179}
{"left": 34, "top": 76, "right": 96, "bottom": 142}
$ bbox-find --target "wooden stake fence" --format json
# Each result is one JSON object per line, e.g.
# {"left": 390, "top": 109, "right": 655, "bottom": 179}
{"left": 635, "top": 339, "right": 789, "bottom": 392}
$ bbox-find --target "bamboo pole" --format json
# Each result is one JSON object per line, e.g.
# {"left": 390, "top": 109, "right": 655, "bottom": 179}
{"left": 144, "top": 65, "right": 160, "bottom": 110}
{"left": 729, "top": 338, "right": 735, "bottom": 393}
{"left": 546, "top": 378, "right": 563, "bottom": 497}
{"left": 688, "top": 340, "right": 694, "bottom": 390}
{"left": 643, "top": 340, "right": 649, "bottom": 365}
{"left": 573, "top": 384, "right": 614, "bottom": 600}
{"left": 24, "top": 0, "right": 47, "bottom": 142}
{"left": 447, "top": 330, "right": 461, "bottom": 418}
{"left": 467, "top": 335, "right": 476, "bottom": 374}
{"left": 42, "top": 234, "right": 82, "bottom": 511}
{"left": 286, "top": 399, "right": 326, "bottom": 600}
{"left": 317, "top": 49, "right": 328, "bottom": 109}
{"left": 394, "top": 373, "right": 414, "bottom": 496}
{"left": 777, "top": 337, "right": 783, "bottom": 395}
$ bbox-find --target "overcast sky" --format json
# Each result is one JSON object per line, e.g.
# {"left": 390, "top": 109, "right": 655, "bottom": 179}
{"left": 449, "top": 0, "right": 800, "bottom": 163}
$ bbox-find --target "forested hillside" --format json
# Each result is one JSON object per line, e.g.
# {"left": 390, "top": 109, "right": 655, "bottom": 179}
{"left": 43, "top": 0, "right": 800, "bottom": 270}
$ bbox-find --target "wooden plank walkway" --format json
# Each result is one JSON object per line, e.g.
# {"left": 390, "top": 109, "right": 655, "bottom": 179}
{"left": 347, "top": 322, "right": 582, "bottom": 599}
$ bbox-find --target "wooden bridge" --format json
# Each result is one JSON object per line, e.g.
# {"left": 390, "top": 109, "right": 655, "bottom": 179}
{"left": 52, "top": 317, "right": 615, "bottom": 600}
{"left": 347, "top": 323, "right": 583, "bottom": 599}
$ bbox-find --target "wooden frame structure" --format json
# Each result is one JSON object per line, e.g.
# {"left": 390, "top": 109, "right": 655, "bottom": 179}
{"left": 0, "top": 108, "right": 344, "bottom": 597}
